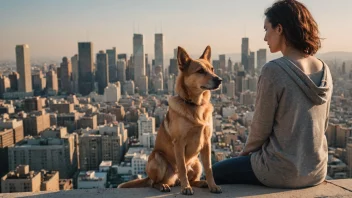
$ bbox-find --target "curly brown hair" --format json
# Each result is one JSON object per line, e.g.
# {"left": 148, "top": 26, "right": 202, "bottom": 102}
{"left": 265, "top": 0, "right": 321, "bottom": 55}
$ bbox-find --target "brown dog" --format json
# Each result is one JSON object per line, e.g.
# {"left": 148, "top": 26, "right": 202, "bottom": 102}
{"left": 118, "top": 46, "right": 222, "bottom": 195}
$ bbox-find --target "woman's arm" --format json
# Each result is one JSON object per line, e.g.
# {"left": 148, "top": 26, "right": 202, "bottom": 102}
{"left": 243, "top": 66, "right": 280, "bottom": 154}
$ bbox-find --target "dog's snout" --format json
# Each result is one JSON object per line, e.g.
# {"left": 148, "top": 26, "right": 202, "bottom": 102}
{"left": 213, "top": 77, "right": 222, "bottom": 84}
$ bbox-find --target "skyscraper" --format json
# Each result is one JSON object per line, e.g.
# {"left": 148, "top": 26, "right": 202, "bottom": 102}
{"left": 96, "top": 50, "right": 109, "bottom": 95}
{"left": 241, "top": 38, "right": 249, "bottom": 73}
{"left": 71, "top": 54, "right": 79, "bottom": 93}
{"left": 117, "top": 60, "right": 126, "bottom": 83}
{"left": 107, "top": 47, "right": 117, "bottom": 83}
{"left": 9, "top": 72, "right": 19, "bottom": 91}
{"left": 257, "top": 49, "right": 267, "bottom": 70}
{"left": 60, "top": 57, "right": 72, "bottom": 94}
{"left": 154, "top": 33, "right": 164, "bottom": 73}
{"left": 133, "top": 34, "right": 146, "bottom": 90}
{"left": 248, "top": 51, "right": 255, "bottom": 75}
{"left": 219, "top": 54, "right": 226, "bottom": 72}
{"left": 78, "top": 42, "right": 94, "bottom": 96}
{"left": 16, "top": 45, "right": 32, "bottom": 93}
{"left": 46, "top": 70, "right": 58, "bottom": 96}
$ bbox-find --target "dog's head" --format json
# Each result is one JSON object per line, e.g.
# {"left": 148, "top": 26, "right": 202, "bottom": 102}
{"left": 177, "top": 46, "right": 222, "bottom": 92}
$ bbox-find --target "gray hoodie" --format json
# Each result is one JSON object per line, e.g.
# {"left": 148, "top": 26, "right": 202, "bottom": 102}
{"left": 244, "top": 57, "right": 333, "bottom": 188}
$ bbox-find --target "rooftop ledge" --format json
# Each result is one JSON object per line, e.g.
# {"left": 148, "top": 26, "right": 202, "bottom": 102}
{"left": 1, "top": 179, "right": 352, "bottom": 198}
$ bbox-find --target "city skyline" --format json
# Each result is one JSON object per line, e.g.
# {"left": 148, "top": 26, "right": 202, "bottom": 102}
{"left": 1, "top": 0, "right": 352, "bottom": 61}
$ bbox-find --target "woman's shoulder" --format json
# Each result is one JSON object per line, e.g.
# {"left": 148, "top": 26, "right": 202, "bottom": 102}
{"left": 260, "top": 57, "right": 286, "bottom": 78}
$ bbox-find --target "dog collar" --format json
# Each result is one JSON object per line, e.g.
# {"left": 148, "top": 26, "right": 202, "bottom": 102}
{"left": 177, "top": 95, "right": 200, "bottom": 106}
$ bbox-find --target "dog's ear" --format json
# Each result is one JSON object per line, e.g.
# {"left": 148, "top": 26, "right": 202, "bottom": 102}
{"left": 199, "top": 45, "right": 211, "bottom": 62}
{"left": 177, "top": 46, "right": 191, "bottom": 71}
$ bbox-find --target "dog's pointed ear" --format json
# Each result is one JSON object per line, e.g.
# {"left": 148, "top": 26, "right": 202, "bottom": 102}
{"left": 177, "top": 46, "right": 191, "bottom": 71}
{"left": 200, "top": 45, "right": 211, "bottom": 62}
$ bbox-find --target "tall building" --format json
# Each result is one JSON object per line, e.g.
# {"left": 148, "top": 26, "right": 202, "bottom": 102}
{"left": 46, "top": 70, "right": 58, "bottom": 96}
{"left": 169, "top": 59, "right": 178, "bottom": 77}
{"left": 117, "top": 60, "right": 126, "bottom": 83}
{"left": 24, "top": 97, "right": 42, "bottom": 112}
{"left": 0, "top": 119, "right": 24, "bottom": 144}
{"left": 16, "top": 45, "right": 32, "bottom": 93}
{"left": 60, "top": 57, "right": 72, "bottom": 94}
{"left": 248, "top": 51, "right": 255, "bottom": 75}
{"left": 241, "top": 38, "right": 249, "bottom": 73}
{"left": 78, "top": 42, "right": 94, "bottom": 96}
{"left": 0, "top": 128, "right": 14, "bottom": 177}
{"left": 219, "top": 54, "right": 226, "bottom": 72}
{"left": 137, "top": 113, "right": 155, "bottom": 138}
{"left": 32, "top": 71, "right": 45, "bottom": 95}
{"left": 133, "top": 34, "right": 146, "bottom": 89}
{"left": 23, "top": 110, "right": 50, "bottom": 137}
{"left": 257, "top": 49, "right": 267, "bottom": 70}
{"left": 1, "top": 165, "right": 41, "bottom": 193}
{"left": 225, "top": 80, "right": 236, "bottom": 98}
{"left": 154, "top": 33, "right": 164, "bottom": 73}
{"left": 104, "top": 83, "right": 121, "bottom": 103}
{"left": 107, "top": 47, "right": 117, "bottom": 83}
{"left": 0, "top": 75, "right": 10, "bottom": 97}
{"left": 71, "top": 54, "right": 79, "bottom": 93}
{"left": 8, "top": 134, "right": 78, "bottom": 179}
{"left": 96, "top": 50, "right": 109, "bottom": 95}
{"left": 8, "top": 72, "right": 19, "bottom": 91}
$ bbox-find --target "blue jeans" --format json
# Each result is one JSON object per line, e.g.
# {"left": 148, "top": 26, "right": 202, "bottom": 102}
{"left": 212, "top": 155, "right": 263, "bottom": 185}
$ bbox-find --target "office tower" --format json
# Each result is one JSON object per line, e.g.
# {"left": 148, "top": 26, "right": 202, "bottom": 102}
{"left": 241, "top": 38, "right": 249, "bottom": 73}
{"left": 169, "top": 59, "right": 178, "bottom": 76}
{"left": 0, "top": 76, "right": 10, "bottom": 97}
{"left": 32, "top": 71, "right": 45, "bottom": 95}
{"left": 96, "top": 50, "right": 109, "bottom": 95}
{"left": 107, "top": 47, "right": 117, "bottom": 83}
{"left": 219, "top": 54, "right": 226, "bottom": 72}
{"left": 71, "top": 54, "right": 79, "bottom": 93}
{"left": 104, "top": 83, "right": 121, "bottom": 103}
{"left": 248, "top": 51, "right": 255, "bottom": 75}
{"left": 60, "top": 57, "right": 72, "bottom": 94}
{"left": 154, "top": 33, "right": 164, "bottom": 73}
{"left": 24, "top": 97, "right": 42, "bottom": 112}
{"left": 46, "top": 70, "right": 58, "bottom": 95}
{"left": 23, "top": 111, "right": 50, "bottom": 136}
{"left": 133, "top": 34, "right": 146, "bottom": 89}
{"left": 78, "top": 42, "right": 94, "bottom": 96}
{"left": 8, "top": 134, "right": 77, "bottom": 179}
{"left": 9, "top": 72, "right": 19, "bottom": 91}
{"left": 16, "top": 45, "right": 32, "bottom": 93}
{"left": 257, "top": 49, "right": 267, "bottom": 70}
{"left": 117, "top": 60, "right": 126, "bottom": 83}
{"left": 213, "top": 60, "right": 220, "bottom": 71}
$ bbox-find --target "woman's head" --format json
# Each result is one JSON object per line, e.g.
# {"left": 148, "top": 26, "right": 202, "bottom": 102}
{"left": 264, "top": 0, "right": 321, "bottom": 55}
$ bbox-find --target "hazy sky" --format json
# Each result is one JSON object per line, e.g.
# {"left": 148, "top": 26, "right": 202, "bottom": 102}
{"left": 1, "top": 0, "right": 351, "bottom": 60}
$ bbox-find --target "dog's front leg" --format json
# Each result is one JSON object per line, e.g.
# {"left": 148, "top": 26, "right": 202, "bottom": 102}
{"left": 173, "top": 139, "right": 193, "bottom": 195}
{"left": 200, "top": 140, "right": 222, "bottom": 193}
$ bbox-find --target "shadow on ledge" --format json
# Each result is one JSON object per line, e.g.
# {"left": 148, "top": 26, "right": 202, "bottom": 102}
{"left": 1, "top": 179, "right": 351, "bottom": 198}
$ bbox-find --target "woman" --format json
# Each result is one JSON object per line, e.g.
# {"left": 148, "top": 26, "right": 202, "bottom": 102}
{"left": 212, "top": 0, "right": 333, "bottom": 188}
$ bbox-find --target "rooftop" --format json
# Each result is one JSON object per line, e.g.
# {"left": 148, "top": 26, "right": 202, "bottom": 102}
{"left": 1, "top": 179, "right": 351, "bottom": 198}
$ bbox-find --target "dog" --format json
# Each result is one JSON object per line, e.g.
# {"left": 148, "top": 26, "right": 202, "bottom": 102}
{"left": 118, "top": 46, "right": 222, "bottom": 195}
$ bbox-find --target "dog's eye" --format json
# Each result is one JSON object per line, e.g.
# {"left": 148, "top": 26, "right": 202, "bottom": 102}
{"left": 211, "top": 68, "right": 214, "bottom": 72}
{"left": 197, "top": 68, "right": 206, "bottom": 74}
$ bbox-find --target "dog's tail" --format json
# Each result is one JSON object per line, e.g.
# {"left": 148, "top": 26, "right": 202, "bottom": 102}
{"left": 118, "top": 177, "right": 151, "bottom": 188}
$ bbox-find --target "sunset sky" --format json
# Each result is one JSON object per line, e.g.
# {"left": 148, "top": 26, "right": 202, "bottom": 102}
{"left": 1, "top": 0, "right": 351, "bottom": 60}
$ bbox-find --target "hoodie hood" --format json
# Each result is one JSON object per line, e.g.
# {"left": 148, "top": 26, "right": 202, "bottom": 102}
{"left": 273, "top": 57, "right": 331, "bottom": 105}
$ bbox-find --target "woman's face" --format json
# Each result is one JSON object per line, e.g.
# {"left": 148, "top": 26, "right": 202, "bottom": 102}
{"left": 264, "top": 18, "right": 284, "bottom": 53}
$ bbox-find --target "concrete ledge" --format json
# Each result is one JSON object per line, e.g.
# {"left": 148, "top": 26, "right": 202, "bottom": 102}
{"left": 1, "top": 179, "right": 351, "bottom": 198}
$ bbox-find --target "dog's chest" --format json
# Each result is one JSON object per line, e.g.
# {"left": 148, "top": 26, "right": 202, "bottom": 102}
{"left": 185, "top": 124, "right": 211, "bottom": 157}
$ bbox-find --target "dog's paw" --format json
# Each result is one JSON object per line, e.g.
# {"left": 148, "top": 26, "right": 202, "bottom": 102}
{"left": 181, "top": 186, "right": 194, "bottom": 195}
{"left": 209, "top": 185, "right": 222, "bottom": 194}
{"left": 160, "top": 184, "right": 171, "bottom": 192}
